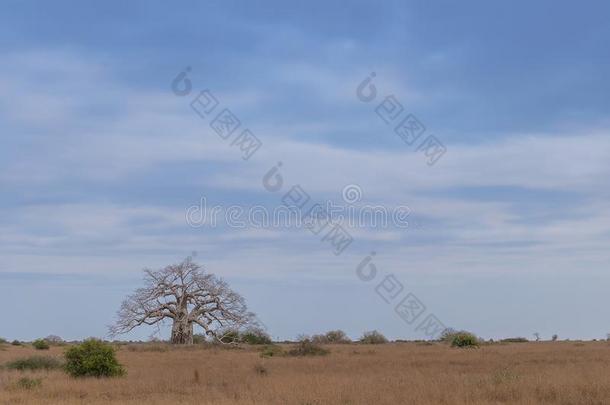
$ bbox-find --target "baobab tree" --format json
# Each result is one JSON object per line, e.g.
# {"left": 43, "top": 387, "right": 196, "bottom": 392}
{"left": 109, "top": 257, "right": 255, "bottom": 344}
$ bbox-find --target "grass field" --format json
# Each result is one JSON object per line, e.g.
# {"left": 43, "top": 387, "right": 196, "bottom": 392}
{"left": 1, "top": 341, "right": 610, "bottom": 404}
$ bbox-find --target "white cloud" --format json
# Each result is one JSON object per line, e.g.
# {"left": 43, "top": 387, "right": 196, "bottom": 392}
{"left": 1, "top": 49, "right": 609, "bottom": 281}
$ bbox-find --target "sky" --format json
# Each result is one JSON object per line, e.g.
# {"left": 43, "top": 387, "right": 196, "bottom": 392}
{"left": 1, "top": 0, "right": 610, "bottom": 342}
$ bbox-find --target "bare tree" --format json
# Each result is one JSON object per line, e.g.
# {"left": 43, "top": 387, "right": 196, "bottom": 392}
{"left": 109, "top": 257, "right": 255, "bottom": 344}
{"left": 44, "top": 335, "right": 64, "bottom": 345}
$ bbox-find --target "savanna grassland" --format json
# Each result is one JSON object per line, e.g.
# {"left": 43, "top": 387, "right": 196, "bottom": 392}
{"left": 1, "top": 341, "right": 610, "bottom": 405}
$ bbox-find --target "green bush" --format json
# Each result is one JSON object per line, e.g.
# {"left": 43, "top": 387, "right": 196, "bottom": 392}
{"left": 32, "top": 339, "right": 50, "bottom": 350}
{"left": 312, "top": 330, "right": 352, "bottom": 344}
{"left": 451, "top": 332, "right": 479, "bottom": 348}
{"left": 360, "top": 330, "right": 388, "bottom": 344}
{"left": 441, "top": 329, "right": 481, "bottom": 347}
{"left": 500, "top": 337, "right": 528, "bottom": 343}
{"left": 217, "top": 328, "right": 272, "bottom": 345}
{"left": 64, "top": 339, "right": 125, "bottom": 378}
{"left": 192, "top": 333, "right": 208, "bottom": 344}
{"left": 287, "top": 339, "right": 329, "bottom": 356}
{"left": 0, "top": 337, "right": 7, "bottom": 344}
{"left": 260, "top": 345, "right": 283, "bottom": 358}
{"left": 218, "top": 329, "right": 240, "bottom": 344}
{"left": 241, "top": 329, "right": 272, "bottom": 345}
{"left": 6, "top": 356, "right": 63, "bottom": 371}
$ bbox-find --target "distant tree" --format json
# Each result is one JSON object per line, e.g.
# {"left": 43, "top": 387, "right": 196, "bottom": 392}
{"left": 324, "top": 330, "right": 351, "bottom": 344}
{"left": 439, "top": 329, "right": 479, "bottom": 347}
{"left": 310, "top": 334, "right": 325, "bottom": 344}
{"left": 240, "top": 328, "right": 272, "bottom": 345}
{"left": 551, "top": 334, "right": 558, "bottom": 342}
{"left": 45, "top": 335, "right": 64, "bottom": 345}
{"left": 312, "top": 330, "right": 351, "bottom": 344}
{"left": 32, "top": 339, "right": 50, "bottom": 350}
{"left": 287, "top": 337, "right": 329, "bottom": 356}
{"left": 109, "top": 257, "right": 255, "bottom": 345}
{"left": 501, "top": 337, "right": 528, "bottom": 343}
{"left": 451, "top": 332, "right": 479, "bottom": 348}
{"left": 533, "top": 332, "right": 541, "bottom": 342}
{"left": 360, "top": 330, "right": 388, "bottom": 344}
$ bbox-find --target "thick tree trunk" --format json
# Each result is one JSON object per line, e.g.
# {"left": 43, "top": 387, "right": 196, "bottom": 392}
{"left": 171, "top": 318, "right": 193, "bottom": 344}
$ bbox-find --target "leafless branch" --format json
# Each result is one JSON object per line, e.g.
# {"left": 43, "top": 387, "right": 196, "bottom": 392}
{"left": 109, "top": 257, "right": 254, "bottom": 344}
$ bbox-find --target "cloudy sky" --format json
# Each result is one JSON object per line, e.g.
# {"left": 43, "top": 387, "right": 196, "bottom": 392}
{"left": 1, "top": 0, "right": 609, "bottom": 341}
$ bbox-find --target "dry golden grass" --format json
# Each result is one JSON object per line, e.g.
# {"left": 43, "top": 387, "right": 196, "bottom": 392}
{"left": 1, "top": 341, "right": 610, "bottom": 404}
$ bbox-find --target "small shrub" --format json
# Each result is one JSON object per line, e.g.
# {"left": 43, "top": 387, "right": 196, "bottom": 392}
{"left": 360, "top": 330, "right": 388, "bottom": 344}
{"left": 312, "top": 330, "right": 351, "bottom": 344}
{"left": 451, "top": 332, "right": 479, "bottom": 348}
{"left": 192, "top": 334, "right": 207, "bottom": 345}
{"left": 325, "top": 330, "right": 351, "bottom": 343}
{"left": 64, "top": 339, "right": 125, "bottom": 378}
{"left": 287, "top": 339, "right": 329, "bottom": 356}
{"left": 440, "top": 328, "right": 481, "bottom": 347}
{"left": 218, "top": 329, "right": 240, "bottom": 344}
{"left": 241, "top": 328, "right": 272, "bottom": 345}
{"left": 11, "top": 340, "right": 22, "bottom": 346}
{"left": 311, "top": 334, "right": 328, "bottom": 344}
{"left": 32, "top": 339, "right": 50, "bottom": 350}
{"left": 6, "top": 356, "right": 63, "bottom": 371}
{"left": 260, "top": 345, "right": 283, "bottom": 358}
{"left": 15, "top": 377, "right": 42, "bottom": 390}
{"left": 0, "top": 337, "right": 7, "bottom": 344}
{"left": 500, "top": 337, "right": 528, "bottom": 343}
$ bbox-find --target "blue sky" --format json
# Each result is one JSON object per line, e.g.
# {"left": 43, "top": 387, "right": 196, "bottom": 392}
{"left": 1, "top": 0, "right": 610, "bottom": 341}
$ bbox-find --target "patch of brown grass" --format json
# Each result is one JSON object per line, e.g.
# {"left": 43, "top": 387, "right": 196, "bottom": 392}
{"left": 1, "top": 342, "right": 609, "bottom": 404}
